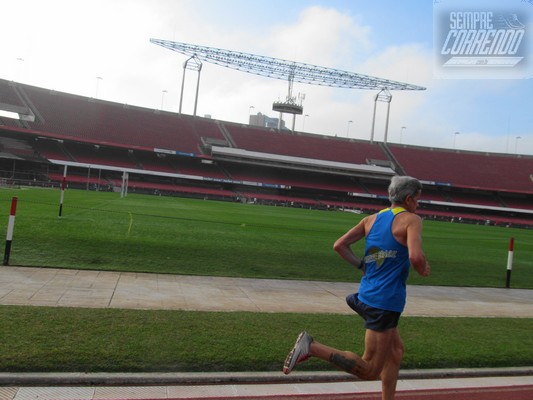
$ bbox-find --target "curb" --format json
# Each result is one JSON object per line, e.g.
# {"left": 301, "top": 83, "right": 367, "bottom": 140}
{"left": 1, "top": 367, "right": 532, "bottom": 387}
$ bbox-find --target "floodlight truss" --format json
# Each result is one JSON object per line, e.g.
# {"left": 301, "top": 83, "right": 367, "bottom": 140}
{"left": 150, "top": 39, "right": 426, "bottom": 91}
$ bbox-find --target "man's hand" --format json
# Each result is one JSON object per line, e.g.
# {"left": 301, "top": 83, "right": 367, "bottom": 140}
{"left": 418, "top": 262, "right": 430, "bottom": 277}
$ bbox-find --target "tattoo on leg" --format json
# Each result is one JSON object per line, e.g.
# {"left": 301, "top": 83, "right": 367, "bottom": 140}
{"left": 329, "top": 353, "right": 357, "bottom": 373}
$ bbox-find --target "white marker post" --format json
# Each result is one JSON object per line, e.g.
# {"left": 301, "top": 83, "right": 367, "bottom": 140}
{"left": 506, "top": 237, "right": 514, "bottom": 288}
{"left": 3, "top": 197, "right": 18, "bottom": 266}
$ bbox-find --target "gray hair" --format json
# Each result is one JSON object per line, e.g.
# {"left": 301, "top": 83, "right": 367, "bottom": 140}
{"left": 388, "top": 175, "right": 422, "bottom": 204}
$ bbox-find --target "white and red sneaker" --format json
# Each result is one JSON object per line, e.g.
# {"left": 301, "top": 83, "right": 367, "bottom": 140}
{"left": 283, "top": 331, "right": 314, "bottom": 375}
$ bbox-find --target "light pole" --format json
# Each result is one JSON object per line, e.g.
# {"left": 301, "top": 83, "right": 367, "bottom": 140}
{"left": 302, "top": 114, "right": 309, "bottom": 132}
{"left": 160, "top": 90, "right": 168, "bottom": 110}
{"left": 515, "top": 136, "right": 522, "bottom": 154}
{"left": 16, "top": 58, "right": 24, "bottom": 82}
{"left": 346, "top": 120, "right": 353, "bottom": 137}
{"left": 453, "top": 131, "right": 460, "bottom": 149}
{"left": 400, "top": 126, "right": 406, "bottom": 144}
{"left": 95, "top": 76, "right": 103, "bottom": 99}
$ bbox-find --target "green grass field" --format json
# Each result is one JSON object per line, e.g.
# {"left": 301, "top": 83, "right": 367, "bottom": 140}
{"left": 2, "top": 305, "right": 532, "bottom": 373}
{"left": 1, "top": 187, "right": 532, "bottom": 288}
{"left": 0, "top": 187, "right": 532, "bottom": 373}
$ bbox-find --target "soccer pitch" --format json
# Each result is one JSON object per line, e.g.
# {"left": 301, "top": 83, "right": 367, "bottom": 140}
{"left": 1, "top": 187, "right": 532, "bottom": 289}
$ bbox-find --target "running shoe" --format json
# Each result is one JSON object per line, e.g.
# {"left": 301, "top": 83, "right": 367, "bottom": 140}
{"left": 283, "top": 331, "right": 313, "bottom": 375}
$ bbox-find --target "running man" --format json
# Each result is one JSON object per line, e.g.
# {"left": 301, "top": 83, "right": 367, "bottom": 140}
{"left": 283, "top": 175, "right": 430, "bottom": 400}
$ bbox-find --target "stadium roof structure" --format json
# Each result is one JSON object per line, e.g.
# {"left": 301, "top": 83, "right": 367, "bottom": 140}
{"left": 149, "top": 39, "right": 426, "bottom": 91}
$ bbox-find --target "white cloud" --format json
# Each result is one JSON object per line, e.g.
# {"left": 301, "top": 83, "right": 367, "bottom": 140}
{"left": 261, "top": 6, "right": 372, "bottom": 67}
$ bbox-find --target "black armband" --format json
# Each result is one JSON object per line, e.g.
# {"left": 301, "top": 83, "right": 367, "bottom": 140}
{"left": 357, "top": 259, "right": 365, "bottom": 270}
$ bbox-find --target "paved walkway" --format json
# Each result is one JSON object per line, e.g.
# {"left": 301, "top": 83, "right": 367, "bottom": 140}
{"left": 1, "top": 266, "right": 533, "bottom": 317}
{"left": 1, "top": 266, "right": 532, "bottom": 399}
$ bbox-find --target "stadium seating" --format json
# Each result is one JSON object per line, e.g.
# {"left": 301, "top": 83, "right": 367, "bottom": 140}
{"left": 500, "top": 195, "right": 533, "bottom": 210}
{"left": 171, "top": 156, "right": 228, "bottom": 179}
{"left": 223, "top": 163, "right": 362, "bottom": 191}
{"left": 64, "top": 143, "right": 138, "bottom": 169}
{"left": 0, "top": 135, "right": 36, "bottom": 159}
{"left": 12, "top": 82, "right": 225, "bottom": 154}
{"left": 33, "top": 138, "right": 71, "bottom": 161}
{"left": 224, "top": 122, "right": 387, "bottom": 164}
{"left": 47, "top": 172, "right": 105, "bottom": 187}
{"left": 446, "top": 191, "right": 503, "bottom": 207}
{"left": 130, "top": 152, "right": 178, "bottom": 173}
{"left": 1, "top": 78, "right": 532, "bottom": 227}
{"left": 387, "top": 144, "right": 533, "bottom": 193}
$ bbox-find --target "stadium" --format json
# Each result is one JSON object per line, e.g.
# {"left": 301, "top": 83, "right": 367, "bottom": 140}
{"left": 0, "top": 72, "right": 532, "bottom": 228}
{"left": 1, "top": 25, "right": 533, "bottom": 397}
{"left": 2, "top": 0, "right": 533, "bottom": 396}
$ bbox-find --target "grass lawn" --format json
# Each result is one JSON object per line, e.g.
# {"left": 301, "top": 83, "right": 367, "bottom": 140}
{"left": 2, "top": 305, "right": 533, "bottom": 373}
{"left": 0, "top": 187, "right": 532, "bottom": 288}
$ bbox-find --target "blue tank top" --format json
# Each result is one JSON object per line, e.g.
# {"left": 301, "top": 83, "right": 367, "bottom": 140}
{"left": 358, "top": 207, "right": 410, "bottom": 312}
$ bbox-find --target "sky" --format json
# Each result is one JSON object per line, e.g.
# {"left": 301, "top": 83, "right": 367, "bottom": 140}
{"left": 1, "top": 0, "right": 532, "bottom": 155}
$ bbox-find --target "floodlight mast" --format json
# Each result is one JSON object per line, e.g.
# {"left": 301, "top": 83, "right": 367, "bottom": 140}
{"left": 178, "top": 55, "right": 202, "bottom": 116}
{"left": 150, "top": 39, "right": 425, "bottom": 137}
{"left": 150, "top": 39, "right": 425, "bottom": 91}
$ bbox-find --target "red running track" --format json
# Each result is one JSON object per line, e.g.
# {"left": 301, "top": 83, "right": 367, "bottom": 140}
{"left": 162, "top": 384, "right": 533, "bottom": 400}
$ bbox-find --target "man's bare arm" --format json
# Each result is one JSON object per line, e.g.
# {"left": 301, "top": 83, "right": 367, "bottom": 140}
{"left": 406, "top": 215, "right": 430, "bottom": 277}
{"left": 333, "top": 218, "right": 368, "bottom": 269}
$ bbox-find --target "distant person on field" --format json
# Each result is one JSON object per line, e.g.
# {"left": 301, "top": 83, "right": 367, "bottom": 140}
{"left": 283, "top": 175, "right": 430, "bottom": 400}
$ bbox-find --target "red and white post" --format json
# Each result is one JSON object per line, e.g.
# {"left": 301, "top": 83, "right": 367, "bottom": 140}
{"left": 59, "top": 165, "right": 67, "bottom": 217}
{"left": 3, "top": 197, "right": 18, "bottom": 266}
{"left": 506, "top": 237, "right": 514, "bottom": 288}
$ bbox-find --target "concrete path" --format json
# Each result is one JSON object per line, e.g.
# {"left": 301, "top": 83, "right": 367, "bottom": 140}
{"left": 1, "top": 266, "right": 532, "bottom": 317}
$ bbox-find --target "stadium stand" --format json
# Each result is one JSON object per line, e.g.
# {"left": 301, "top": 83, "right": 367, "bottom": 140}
{"left": 501, "top": 195, "right": 533, "bottom": 210}
{"left": 64, "top": 142, "right": 139, "bottom": 169}
{"left": 4, "top": 80, "right": 222, "bottom": 153}
{"left": 133, "top": 151, "right": 180, "bottom": 173}
{"left": 0, "top": 80, "right": 26, "bottom": 111}
{"left": 47, "top": 172, "right": 106, "bottom": 188}
{"left": 387, "top": 143, "right": 533, "bottom": 193}
{"left": 34, "top": 137, "right": 71, "bottom": 161}
{"left": 1, "top": 78, "right": 532, "bottom": 227}
{"left": 0, "top": 135, "right": 36, "bottom": 159}
{"left": 223, "top": 163, "right": 362, "bottom": 192}
{"left": 171, "top": 156, "right": 228, "bottom": 179}
{"left": 225, "top": 121, "right": 387, "bottom": 164}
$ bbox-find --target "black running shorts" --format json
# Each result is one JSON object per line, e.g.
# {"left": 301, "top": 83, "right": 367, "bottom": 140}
{"left": 346, "top": 293, "right": 401, "bottom": 331}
